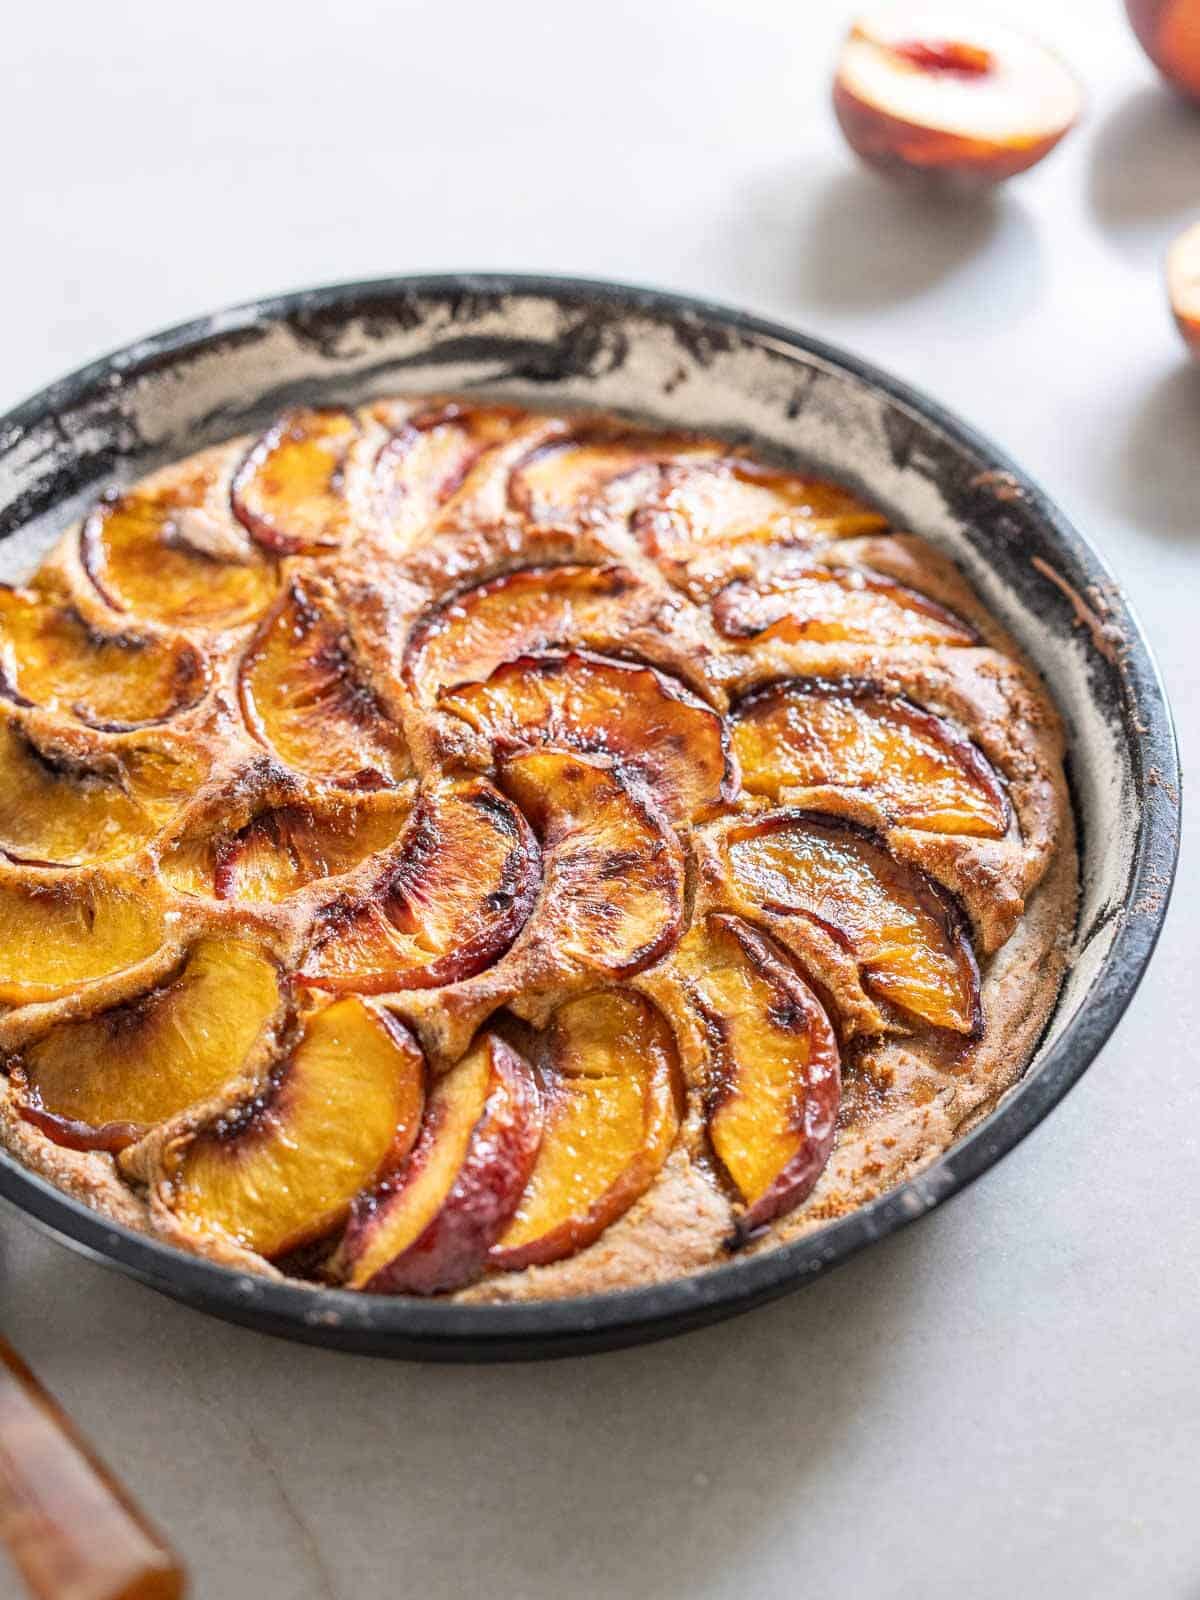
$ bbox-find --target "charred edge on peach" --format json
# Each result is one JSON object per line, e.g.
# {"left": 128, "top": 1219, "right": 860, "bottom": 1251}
{"left": 736, "top": 807, "right": 984, "bottom": 1039}
{"left": 713, "top": 564, "right": 980, "bottom": 643}
{"left": 230, "top": 407, "right": 359, "bottom": 553}
{"left": 305, "top": 788, "right": 539, "bottom": 991}
{"left": 440, "top": 648, "right": 737, "bottom": 796}
{"left": 505, "top": 425, "right": 706, "bottom": 514}
{"left": 730, "top": 675, "right": 1012, "bottom": 830}
{"left": 684, "top": 916, "right": 840, "bottom": 1247}
{"left": 374, "top": 402, "right": 520, "bottom": 506}
{"left": 10, "top": 952, "right": 194, "bottom": 1153}
{"left": 401, "top": 563, "right": 641, "bottom": 688}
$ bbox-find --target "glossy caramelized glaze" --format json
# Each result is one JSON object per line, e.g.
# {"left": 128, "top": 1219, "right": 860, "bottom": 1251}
{"left": 0, "top": 400, "right": 1076, "bottom": 1300}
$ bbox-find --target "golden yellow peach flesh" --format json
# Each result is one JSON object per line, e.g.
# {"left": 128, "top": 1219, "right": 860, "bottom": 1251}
{"left": 0, "top": 871, "right": 167, "bottom": 1006}
{"left": 0, "top": 586, "right": 204, "bottom": 731}
{"left": 15, "top": 937, "right": 281, "bottom": 1149}
{"left": 731, "top": 680, "right": 1008, "bottom": 836}
{"left": 723, "top": 813, "right": 980, "bottom": 1033}
{"left": 162, "top": 999, "right": 425, "bottom": 1258}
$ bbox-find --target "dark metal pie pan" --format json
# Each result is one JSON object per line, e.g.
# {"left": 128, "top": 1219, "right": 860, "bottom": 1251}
{"left": 0, "top": 275, "right": 1180, "bottom": 1360}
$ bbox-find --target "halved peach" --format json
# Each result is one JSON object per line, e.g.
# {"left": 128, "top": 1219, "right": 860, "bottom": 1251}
{"left": 13, "top": 937, "right": 281, "bottom": 1151}
{"left": 500, "top": 748, "right": 686, "bottom": 983}
{"left": 376, "top": 402, "right": 523, "bottom": 535}
{"left": 404, "top": 563, "right": 644, "bottom": 702}
{"left": 239, "top": 576, "right": 410, "bottom": 788}
{"left": 231, "top": 408, "right": 360, "bottom": 554}
{"left": 508, "top": 426, "right": 721, "bottom": 521}
{"left": 301, "top": 777, "right": 539, "bottom": 993}
{"left": 160, "top": 789, "right": 413, "bottom": 904}
{"left": 678, "top": 913, "right": 840, "bottom": 1235}
{"left": 833, "top": 11, "right": 1082, "bottom": 186}
{"left": 1126, "top": 0, "right": 1200, "bottom": 102}
{"left": 440, "top": 651, "right": 735, "bottom": 824}
{"left": 1168, "top": 222, "right": 1200, "bottom": 357}
{"left": 491, "top": 990, "right": 683, "bottom": 1269}
{"left": 82, "top": 486, "right": 277, "bottom": 630}
{"left": 0, "top": 870, "right": 167, "bottom": 1006}
{"left": 634, "top": 459, "right": 889, "bottom": 573}
{"left": 160, "top": 998, "right": 425, "bottom": 1259}
{"left": 731, "top": 678, "right": 1009, "bottom": 836}
{"left": 336, "top": 1032, "right": 541, "bottom": 1293}
{"left": 722, "top": 811, "right": 981, "bottom": 1034}
{"left": 0, "top": 586, "right": 205, "bottom": 731}
{"left": 712, "top": 564, "right": 976, "bottom": 647}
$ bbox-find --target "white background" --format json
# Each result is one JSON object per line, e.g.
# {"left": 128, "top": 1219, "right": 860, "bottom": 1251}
{"left": 2, "top": 2, "right": 1198, "bottom": 1596}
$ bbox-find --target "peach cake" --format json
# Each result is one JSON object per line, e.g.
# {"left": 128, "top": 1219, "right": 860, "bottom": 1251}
{"left": 0, "top": 399, "right": 1077, "bottom": 1301}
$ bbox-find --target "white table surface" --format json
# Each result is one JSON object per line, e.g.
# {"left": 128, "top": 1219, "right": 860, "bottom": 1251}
{"left": 2, "top": 2, "right": 1197, "bottom": 1595}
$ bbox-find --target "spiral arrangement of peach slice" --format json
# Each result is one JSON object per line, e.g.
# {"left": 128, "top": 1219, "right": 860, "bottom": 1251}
{"left": 0, "top": 398, "right": 1035, "bottom": 1296}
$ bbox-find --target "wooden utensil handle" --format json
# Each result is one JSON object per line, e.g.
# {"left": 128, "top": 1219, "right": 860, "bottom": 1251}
{"left": 0, "top": 1336, "right": 186, "bottom": 1600}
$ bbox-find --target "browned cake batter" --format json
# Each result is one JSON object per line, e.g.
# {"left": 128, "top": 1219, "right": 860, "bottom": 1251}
{"left": 0, "top": 399, "right": 1077, "bottom": 1301}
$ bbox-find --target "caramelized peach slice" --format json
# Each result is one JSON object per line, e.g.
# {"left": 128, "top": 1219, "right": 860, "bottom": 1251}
{"left": 239, "top": 576, "right": 410, "bottom": 788}
{"left": 302, "top": 778, "right": 538, "bottom": 993}
{"left": 376, "top": 403, "right": 523, "bottom": 534}
{"left": 732, "top": 679, "right": 1009, "bottom": 836}
{"left": 0, "top": 870, "right": 166, "bottom": 1006}
{"left": 713, "top": 565, "right": 976, "bottom": 647}
{"left": 491, "top": 990, "right": 683, "bottom": 1269}
{"left": 337, "top": 1032, "right": 541, "bottom": 1293}
{"left": 231, "top": 407, "right": 360, "bottom": 554}
{"left": 161, "top": 790, "right": 413, "bottom": 904}
{"left": 440, "top": 651, "right": 735, "bottom": 824}
{"left": 509, "top": 427, "right": 721, "bottom": 520}
{"left": 500, "top": 749, "right": 686, "bottom": 983}
{"left": 0, "top": 586, "right": 204, "bottom": 730}
{"left": 678, "top": 914, "right": 840, "bottom": 1234}
{"left": 634, "top": 460, "right": 889, "bottom": 568}
{"left": 14, "top": 937, "right": 281, "bottom": 1150}
{"left": 723, "top": 812, "right": 981, "bottom": 1033}
{"left": 404, "top": 563, "right": 645, "bottom": 702}
{"left": 0, "top": 719, "right": 149, "bottom": 867}
{"left": 82, "top": 487, "right": 277, "bottom": 629}
{"left": 161, "top": 999, "right": 425, "bottom": 1259}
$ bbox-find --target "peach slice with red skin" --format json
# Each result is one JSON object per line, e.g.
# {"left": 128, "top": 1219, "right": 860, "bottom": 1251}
{"left": 731, "top": 678, "right": 1009, "bottom": 837}
{"left": 231, "top": 408, "right": 360, "bottom": 555}
{"left": 336, "top": 1032, "right": 541, "bottom": 1294}
{"left": 833, "top": 11, "right": 1082, "bottom": 187}
{"left": 508, "top": 426, "right": 721, "bottom": 521}
{"left": 1168, "top": 222, "right": 1200, "bottom": 357}
{"left": 490, "top": 990, "right": 684, "bottom": 1269}
{"left": 678, "top": 913, "right": 840, "bottom": 1236}
{"left": 1126, "top": 0, "right": 1200, "bottom": 101}
{"left": 82, "top": 483, "right": 277, "bottom": 630}
{"left": 0, "top": 869, "right": 167, "bottom": 1007}
{"left": 159, "top": 999, "right": 425, "bottom": 1260}
{"left": 499, "top": 748, "right": 686, "bottom": 986}
{"left": 0, "top": 715, "right": 200, "bottom": 868}
{"left": 160, "top": 789, "right": 413, "bottom": 904}
{"left": 0, "top": 586, "right": 205, "bottom": 731}
{"left": 633, "top": 460, "right": 889, "bottom": 572}
{"left": 722, "top": 811, "right": 981, "bottom": 1034}
{"left": 439, "top": 650, "right": 736, "bottom": 824}
{"left": 712, "top": 564, "right": 976, "bottom": 648}
{"left": 301, "top": 777, "right": 539, "bottom": 993}
{"left": 375, "top": 402, "right": 524, "bottom": 535}
{"left": 239, "top": 575, "right": 411, "bottom": 789}
{"left": 13, "top": 937, "right": 281, "bottom": 1152}
{"left": 404, "top": 563, "right": 645, "bottom": 703}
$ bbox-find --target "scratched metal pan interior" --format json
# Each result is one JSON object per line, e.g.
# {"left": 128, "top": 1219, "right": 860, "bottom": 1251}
{"left": 0, "top": 275, "right": 1180, "bottom": 1360}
